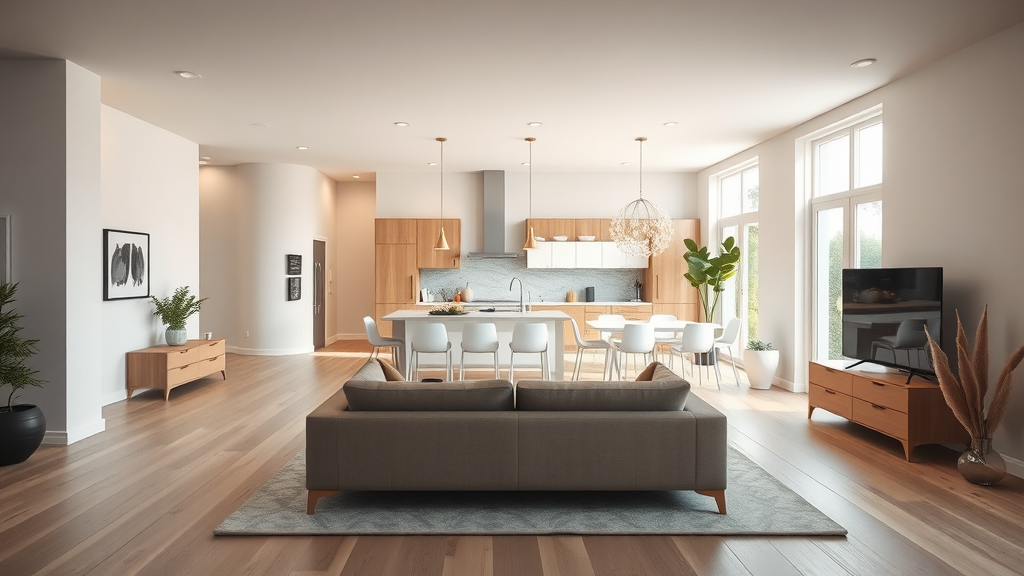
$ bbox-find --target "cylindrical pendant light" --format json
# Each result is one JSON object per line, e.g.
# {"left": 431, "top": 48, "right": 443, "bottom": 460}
{"left": 523, "top": 137, "right": 538, "bottom": 251}
{"left": 433, "top": 137, "right": 450, "bottom": 251}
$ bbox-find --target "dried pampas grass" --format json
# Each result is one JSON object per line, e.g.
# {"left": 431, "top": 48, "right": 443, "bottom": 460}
{"left": 925, "top": 306, "right": 1024, "bottom": 439}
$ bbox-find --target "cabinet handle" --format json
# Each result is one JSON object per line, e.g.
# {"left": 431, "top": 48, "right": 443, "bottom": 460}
{"left": 656, "top": 275, "right": 660, "bottom": 299}
{"left": 453, "top": 257, "right": 456, "bottom": 267}
{"left": 873, "top": 381, "right": 885, "bottom": 387}
{"left": 410, "top": 276, "right": 414, "bottom": 299}
{"left": 824, "top": 367, "right": 836, "bottom": 373}
{"left": 871, "top": 403, "right": 885, "bottom": 410}
{"left": 824, "top": 389, "right": 836, "bottom": 395}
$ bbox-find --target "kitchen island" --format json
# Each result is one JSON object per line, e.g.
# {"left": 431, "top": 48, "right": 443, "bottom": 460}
{"left": 382, "top": 308, "right": 572, "bottom": 381}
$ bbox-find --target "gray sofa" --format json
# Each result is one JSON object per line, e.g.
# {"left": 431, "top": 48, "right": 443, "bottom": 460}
{"left": 305, "top": 359, "right": 728, "bottom": 514}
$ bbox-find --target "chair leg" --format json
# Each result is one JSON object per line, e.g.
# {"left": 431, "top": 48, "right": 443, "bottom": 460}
{"left": 509, "top": 351, "right": 515, "bottom": 384}
{"left": 541, "top": 351, "right": 549, "bottom": 381}
{"left": 446, "top": 351, "right": 453, "bottom": 381}
{"left": 493, "top": 352, "right": 500, "bottom": 379}
{"left": 573, "top": 348, "right": 583, "bottom": 381}
{"left": 459, "top": 350, "right": 466, "bottom": 381}
{"left": 409, "top": 351, "right": 417, "bottom": 381}
{"left": 728, "top": 345, "right": 741, "bottom": 386}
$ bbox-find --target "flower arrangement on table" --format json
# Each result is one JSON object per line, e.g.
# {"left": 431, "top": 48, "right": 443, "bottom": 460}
{"left": 428, "top": 303, "right": 467, "bottom": 315}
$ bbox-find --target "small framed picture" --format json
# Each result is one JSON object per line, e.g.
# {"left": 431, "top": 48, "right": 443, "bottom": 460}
{"left": 287, "top": 277, "right": 301, "bottom": 301}
{"left": 287, "top": 254, "right": 302, "bottom": 275}
{"left": 103, "top": 229, "right": 150, "bottom": 300}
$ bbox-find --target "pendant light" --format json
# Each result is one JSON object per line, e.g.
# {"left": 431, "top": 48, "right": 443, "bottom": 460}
{"left": 433, "top": 137, "right": 450, "bottom": 251}
{"left": 610, "top": 137, "right": 673, "bottom": 257}
{"left": 523, "top": 137, "right": 538, "bottom": 251}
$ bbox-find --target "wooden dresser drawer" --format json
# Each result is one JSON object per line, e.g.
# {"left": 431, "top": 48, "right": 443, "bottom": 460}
{"left": 166, "top": 346, "right": 200, "bottom": 369}
{"left": 853, "top": 377, "right": 908, "bottom": 412}
{"left": 167, "top": 362, "right": 200, "bottom": 387}
{"left": 199, "top": 354, "right": 226, "bottom": 375}
{"left": 810, "top": 383, "right": 853, "bottom": 419}
{"left": 853, "top": 398, "right": 908, "bottom": 440}
{"left": 197, "top": 339, "right": 225, "bottom": 360}
{"left": 809, "top": 362, "right": 853, "bottom": 395}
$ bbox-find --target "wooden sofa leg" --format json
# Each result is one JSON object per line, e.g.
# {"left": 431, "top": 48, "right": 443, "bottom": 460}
{"left": 696, "top": 490, "right": 727, "bottom": 514}
{"left": 307, "top": 490, "right": 338, "bottom": 515}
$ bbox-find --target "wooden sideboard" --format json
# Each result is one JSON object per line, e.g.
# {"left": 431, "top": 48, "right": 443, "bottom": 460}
{"left": 808, "top": 361, "right": 968, "bottom": 461}
{"left": 127, "top": 339, "right": 226, "bottom": 400}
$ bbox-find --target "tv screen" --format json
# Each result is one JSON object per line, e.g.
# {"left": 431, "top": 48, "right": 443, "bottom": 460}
{"left": 841, "top": 267, "right": 942, "bottom": 377}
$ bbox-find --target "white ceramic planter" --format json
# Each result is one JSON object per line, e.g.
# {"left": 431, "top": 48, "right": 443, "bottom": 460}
{"left": 743, "top": 349, "right": 779, "bottom": 389}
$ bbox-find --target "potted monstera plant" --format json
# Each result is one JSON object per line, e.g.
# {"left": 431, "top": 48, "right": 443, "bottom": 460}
{"left": 0, "top": 283, "right": 48, "bottom": 466}
{"left": 151, "top": 286, "right": 207, "bottom": 346}
{"left": 683, "top": 236, "right": 740, "bottom": 323}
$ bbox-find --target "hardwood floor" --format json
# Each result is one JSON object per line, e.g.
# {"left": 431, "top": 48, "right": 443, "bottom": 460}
{"left": 2, "top": 341, "right": 1022, "bottom": 575}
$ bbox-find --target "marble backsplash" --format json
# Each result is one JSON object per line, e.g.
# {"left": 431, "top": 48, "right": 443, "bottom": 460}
{"left": 419, "top": 257, "right": 643, "bottom": 304}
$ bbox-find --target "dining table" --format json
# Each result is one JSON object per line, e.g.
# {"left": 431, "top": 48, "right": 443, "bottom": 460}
{"left": 585, "top": 318, "right": 721, "bottom": 379}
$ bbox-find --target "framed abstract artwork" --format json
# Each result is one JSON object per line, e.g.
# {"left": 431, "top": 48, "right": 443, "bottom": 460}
{"left": 287, "top": 276, "right": 301, "bottom": 301}
{"left": 287, "top": 254, "right": 302, "bottom": 275}
{"left": 0, "top": 215, "right": 9, "bottom": 283}
{"left": 103, "top": 229, "right": 150, "bottom": 300}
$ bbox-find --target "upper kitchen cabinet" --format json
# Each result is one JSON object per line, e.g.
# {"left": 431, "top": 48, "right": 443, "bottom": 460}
{"left": 528, "top": 218, "right": 575, "bottom": 241}
{"left": 574, "top": 219, "right": 608, "bottom": 241}
{"left": 375, "top": 218, "right": 417, "bottom": 244}
{"left": 417, "top": 218, "right": 461, "bottom": 269}
{"left": 643, "top": 219, "right": 700, "bottom": 321}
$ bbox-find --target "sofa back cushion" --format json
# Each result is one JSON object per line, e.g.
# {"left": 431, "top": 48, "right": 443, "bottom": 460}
{"left": 516, "top": 379, "right": 690, "bottom": 411}
{"left": 634, "top": 361, "right": 678, "bottom": 382}
{"left": 348, "top": 358, "right": 405, "bottom": 382}
{"left": 344, "top": 379, "right": 515, "bottom": 411}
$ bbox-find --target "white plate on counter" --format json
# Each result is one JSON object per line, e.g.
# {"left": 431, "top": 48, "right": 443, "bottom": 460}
{"left": 578, "top": 235, "right": 596, "bottom": 241}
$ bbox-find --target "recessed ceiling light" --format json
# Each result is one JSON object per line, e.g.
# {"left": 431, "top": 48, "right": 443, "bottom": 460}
{"left": 394, "top": 121, "right": 409, "bottom": 127}
{"left": 621, "top": 162, "right": 631, "bottom": 166}
{"left": 199, "top": 156, "right": 211, "bottom": 160}
{"left": 521, "top": 162, "right": 531, "bottom": 166}
{"left": 427, "top": 162, "right": 437, "bottom": 166}
{"left": 663, "top": 121, "right": 678, "bottom": 127}
{"left": 296, "top": 146, "right": 309, "bottom": 150}
{"left": 527, "top": 122, "right": 543, "bottom": 127}
{"left": 352, "top": 175, "right": 361, "bottom": 178}
{"left": 850, "top": 58, "right": 877, "bottom": 68}
{"left": 198, "top": 160, "right": 209, "bottom": 165}
{"left": 251, "top": 122, "right": 270, "bottom": 128}
{"left": 175, "top": 70, "right": 202, "bottom": 79}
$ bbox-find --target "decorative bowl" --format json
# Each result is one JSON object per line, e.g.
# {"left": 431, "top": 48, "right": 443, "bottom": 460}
{"left": 578, "top": 235, "right": 596, "bottom": 241}
{"left": 552, "top": 235, "right": 568, "bottom": 241}
{"left": 534, "top": 236, "right": 546, "bottom": 242}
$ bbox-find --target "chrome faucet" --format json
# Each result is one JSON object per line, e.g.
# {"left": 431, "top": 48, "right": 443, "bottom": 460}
{"left": 509, "top": 277, "right": 525, "bottom": 312}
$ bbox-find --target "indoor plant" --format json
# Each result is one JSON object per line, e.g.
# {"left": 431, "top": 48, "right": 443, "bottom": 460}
{"left": 925, "top": 306, "right": 1024, "bottom": 485}
{"left": 743, "top": 339, "right": 778, "bottom": 390}
{"left": 683, "top": 236, "right": 740, "bottom": 322}
{"left": 151, "top": 286, "right": 207, "bottom": 346}
{"left": 0, "top": 282, "right": 48, "bottom": 466}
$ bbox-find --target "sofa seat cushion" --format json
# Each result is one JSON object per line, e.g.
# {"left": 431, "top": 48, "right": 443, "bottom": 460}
{"left": 343, "top": 379, "right": 514, "bottom": 411}
{"left": 515, "top": 379, "right": 690, "bottom": 411}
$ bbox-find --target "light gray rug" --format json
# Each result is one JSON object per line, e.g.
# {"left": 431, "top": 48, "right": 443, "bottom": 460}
{"left": 215, "top": 449, "right": 846, "bottom": 536}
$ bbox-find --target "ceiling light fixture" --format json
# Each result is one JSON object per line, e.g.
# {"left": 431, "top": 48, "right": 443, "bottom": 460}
{"left": 427, "top": 162, "right": 437, "bottom": 166}
{"left": 175, "top": 70, "right": 201, "bottom": 79}
{"left": 523, "top": 137, "right": 538, "bottom": 251}
{"left": 199, "top": 156, "right": 211, "bottom": 161}
{"left": 394, "top": 122, "right": 409, "bottom": 127}
{"left": 296, "top": 146, "right": 309, "bottom": 150}
{"left": 850, "top": 58, "right": 877, "bottom": 68}
{"left": 527, "top": 122, "right": 543, "bottom": 127}
{"left": 433, "top": 137, "right": 450, "bottom": 251}
{"left": 251, "top": 122, "right": 270, "bottom": 128}
{"left": 352, "top": 175, "right": 360, "bottom": 178}
{"left": 663, "top": 121, "right": 678, "bottom": 127}
{"left": 621, "top": 162, "right": 631, "bottom": 166}
{"left": 610, "top": 137, "right": 673, "bottom": 258}
{"left": 198, "top": 160, "right": 209, "bottom": 165}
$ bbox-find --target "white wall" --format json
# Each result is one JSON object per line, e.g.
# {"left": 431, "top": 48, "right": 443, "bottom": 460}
{"left": 697, "top": 22, "right": 1024, "bottom": 467}
{"left": 199, "top": 163, "right": 336, "bottom": 355}
{"left": 334, "top": 181, "right": 376, "bottom": 339}
{"left": 376, "top": 170, "right": 697, "bottom": 254}
{"left": 100, "top": 105, "right": 199, "bottom": 405}
{"left": 0, "top": 59, "right": 104, "bottom": 444}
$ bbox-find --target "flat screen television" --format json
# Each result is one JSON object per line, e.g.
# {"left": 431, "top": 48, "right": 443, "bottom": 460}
{"left": 841, "top": 267, "right": 942, "bottom": 381}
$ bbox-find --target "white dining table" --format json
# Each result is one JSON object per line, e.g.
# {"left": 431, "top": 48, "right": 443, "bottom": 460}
{"left": 585, "top": 319, "right": 720, "bottom": 378}
{"left": 383, "top": 308, "right": 572, "bottom": 381}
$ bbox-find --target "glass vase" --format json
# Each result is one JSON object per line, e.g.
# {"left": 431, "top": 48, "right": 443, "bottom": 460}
{"left": 958, "top": 437, "right": 1006, "bottom": 485}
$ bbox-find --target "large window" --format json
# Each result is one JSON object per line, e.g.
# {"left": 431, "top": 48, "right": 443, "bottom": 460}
{"left": 810, "top": 114, "right": 883, "bottom": 361}
{"left": 717, "top": 159, "right": 759, "bottom": 350}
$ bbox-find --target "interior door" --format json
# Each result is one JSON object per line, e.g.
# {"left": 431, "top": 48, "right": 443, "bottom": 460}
{"left": 313, "top": 239, "right": 326, "bottom": 350}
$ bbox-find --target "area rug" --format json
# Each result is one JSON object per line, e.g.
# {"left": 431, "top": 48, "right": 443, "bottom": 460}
{"left": 214, "top": 448, "right": 846, "bottom": 536}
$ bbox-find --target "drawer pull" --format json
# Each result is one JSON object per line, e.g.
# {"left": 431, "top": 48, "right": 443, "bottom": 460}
{"left": 872, "top": 381, "right": 886, "bottom": 387}
{"left": 871, "top": 403, "right": 885, "bottom": 410}
{"left": 824, "top": 367, "right": 836, "bottom": 373}
{"left": 824, "top": 389, "right": 836, "bottom": 395}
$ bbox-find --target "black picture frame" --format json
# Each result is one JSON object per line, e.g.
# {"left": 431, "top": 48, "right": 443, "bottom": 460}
{"left": 287, "top": 254, "right": 302, "bottom": 275}
{"left": 287, "top": 276, "right": 301, "bottom": 301}
{"left": 103, "top": 229, "right": 150, "bottom": 300}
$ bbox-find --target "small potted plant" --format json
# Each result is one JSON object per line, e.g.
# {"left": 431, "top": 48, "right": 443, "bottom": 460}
{"left": 743, "top": 339, "right": 779, "bottom": 390}
{"left": 151, "top": 286, "right": 207, "bottom": 346}
{"left": 0, "top": 282, "right": 48, "bottom": 466}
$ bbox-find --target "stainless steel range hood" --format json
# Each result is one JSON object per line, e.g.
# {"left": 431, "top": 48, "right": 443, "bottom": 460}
{"left": 467, "top": 170, "right": 521, "bottom": 258}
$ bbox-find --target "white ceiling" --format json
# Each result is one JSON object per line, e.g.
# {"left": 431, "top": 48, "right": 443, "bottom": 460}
{"left": 3, "top": 0, "right": 1024, "bottom": 181}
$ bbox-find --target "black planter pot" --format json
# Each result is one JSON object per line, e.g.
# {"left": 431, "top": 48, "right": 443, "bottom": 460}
{"left": 0, "top": 404, "right": 46, "bottom": 466}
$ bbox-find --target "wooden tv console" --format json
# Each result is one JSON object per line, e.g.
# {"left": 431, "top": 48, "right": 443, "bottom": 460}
{"left": 808, "top": 361, "right": 968, "bottom": 461}
{"left": 126, "top": 339, "right": 226, "bottom": 400}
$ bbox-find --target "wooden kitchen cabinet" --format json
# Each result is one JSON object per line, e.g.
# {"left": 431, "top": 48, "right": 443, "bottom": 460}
{"left": 375, "top": 219, "right": 417, "bottom": 244}
{"left": 375, "top": 244, "right": 418, "bottom": 304}
{"left": 528, "top": 218, "right": 575, "bottom": 240}
{"left": 574, "top": 219, "right": 608, "bottom": 241}
{"left": 643, "top": 219, "right": 700, "bottom": 321}
{"left": 417, "top": 218, "right": 461, "bottom": 269}
{"left": 808, "top": 361, "right": 969, "bottom": 461}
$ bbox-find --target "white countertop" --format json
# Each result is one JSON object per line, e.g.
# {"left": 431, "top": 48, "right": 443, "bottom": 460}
{"left": 414, "top": 301, "right": 651, "bottom": 307}
{"left": 384, "top": 309, "right": 572, "bottom": 321}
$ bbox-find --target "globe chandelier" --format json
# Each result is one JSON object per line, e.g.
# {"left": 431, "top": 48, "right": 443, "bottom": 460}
{"left": 610, "top": 137, "right": 673, "bottom": 257}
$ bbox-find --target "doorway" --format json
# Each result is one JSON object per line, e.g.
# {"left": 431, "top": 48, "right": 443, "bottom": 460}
{"left": 313, "top": 239, "right": 326, "bottom": 350}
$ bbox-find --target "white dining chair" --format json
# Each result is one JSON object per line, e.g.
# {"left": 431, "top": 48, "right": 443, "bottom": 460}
{"left": 596, "top": 314, "right": 625, "bottom": 343}
{"left": 460, "top": 322, "right": 500, "bottom": 380}
{"left": 649, "top": 313, "right": 682, "bottom": 367}
{"left": 713, "top": 318, "right": 743, "bottom": 386}
{"left": 671, "top": 323, "right": 719, "bottom": 388}
{"left": 569, "top": 317, "right": 612, "bottom": 381}
{"left": 363, "top": 316, "right": 404, "bottom": 361}
{"left": 509, "top": 322, "right": 549, "bottom": 382}
{"left": 611, "top": 322, "right": 656, "bottom": 380}
{"left": 408, "top": 322, "right": 453, "bottom": 381}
